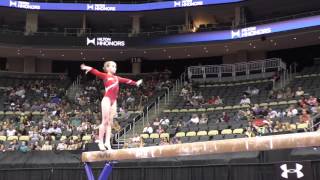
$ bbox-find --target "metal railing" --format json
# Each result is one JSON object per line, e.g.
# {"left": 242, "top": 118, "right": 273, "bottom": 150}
{"left": 188, "top": 58, "right": 286, "bottom": 82}
{"left": 115, "top": 72, "right": 186, "bottom": 147}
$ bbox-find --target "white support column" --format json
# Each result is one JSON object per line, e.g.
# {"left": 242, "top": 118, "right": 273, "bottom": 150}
{"left": 131, "top": 57, "right": 141, "bottom": 74}
{"left": 25, "top": 12, "right": 38, "bottom": 35}
{"left": 24, "top": 56, "right": 36, "bottom": 73}
{"left": 234, "top": 6, "right": 241, "bottom": 28}
{"left": 131, "top": 15, "right": 141, "bottom": 34}
{"left": 80, "top": 14, "right": 87, "bottom": 35}
{"left": 185, "top": 10, "right": 190, "bottom": 31}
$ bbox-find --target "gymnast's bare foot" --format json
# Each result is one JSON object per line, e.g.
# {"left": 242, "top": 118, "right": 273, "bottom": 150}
{"left": 98, "top": 142, "right": 107, "bottom": 151}
{"left": 105, "top": 143, "right": 112, "bottom": 150}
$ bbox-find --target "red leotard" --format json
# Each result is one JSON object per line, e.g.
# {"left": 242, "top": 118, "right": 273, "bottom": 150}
{"left": 89, "top": 69, "right": 137, "bottom": 105}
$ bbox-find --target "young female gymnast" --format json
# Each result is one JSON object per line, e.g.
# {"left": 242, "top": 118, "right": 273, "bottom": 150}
{"left": 81, "top": 61, "right": 142, "bottom": 150}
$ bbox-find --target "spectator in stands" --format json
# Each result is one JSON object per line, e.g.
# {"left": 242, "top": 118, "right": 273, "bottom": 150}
{"left": 245, "top": 86, "right": 259, "bottom": 96}
{"left": 159, "top": 137, "right": 170, "bottom": 146}
{"left": 142, "top": 123, "right": 153, "bottom": 134}
{"left": 41, "top": 141, "right": 53, "bottom": 151}
{"left": 218, "top": 112, "right": 230, "bottom": 123}
{"left": 199, "top": 113, "right": 208, "bottom": 124}
{"left": 286, "top": 105, "right": 298, "bottom": 117}
{"left": 192, "top": 92, "right": 204, "bottom": 104}
{"left": 160, "top": 116, "right": 170, "bottom": 128}
{"left": 29, "top": 126, "right": 43, "bottom": 142}
{"left": 170, "top": 137, "right": 182, "bottom": 144}
{"left": 268, "top": 90, "right": 277, "bottom": 99}
{"left": 295, "top": 87, "right": 304, "bottom": 97}
{"left": 276, "top": 90, "right": 284, "bottom": 99}
{"left": 156, "top": 126, "right": 165, "bottom": 134}
{"left": 49, "top": 123, "right": 62, "bottom": 139}
{"left": 6, "top": 125, "right": 16, "bottom": 136}
{"left": 126, "top": 92, "right": 136, "bottom": 110}
{"left": 41, "top": 124, "right": 50, "bottom": 136}
{"left": 0, "top": 142, "right": 5, "bottom": 152}
{"left": 18, "top": 141, "right": 30, "bottom": 153}
{"left": 152, "top": 118, "right": 160, "bottom": 128}
{"left": 29, "top": 141, "right": 41, "bottom": 151}
{"left": 307, "top": 95, "right": 318, "bottom": 106}
{"left": 0, "top": 126, "right": 5, "bottom": 136}
{"left": 187, "top": 114, "right": 200, "bottom": 125}
{"left": 233, "top": 110, "right": 247, "bottom": 121}
{"left": 7, "top": 139, "right": 19, "bottom": 151}
{"left": 299, "top": 109, "right": 311, "bottom": 124}
{"left": 207, "top": 96, "right": 216, "bottom": 105}
{"left": 17, "top": 125, "right": 28, "bottom": 136}
{"left": 240, "top": 94, "right": 251, "bottom": 105}
{"left": 215, "top": 96, "right": 223, "bottom": 105}
{"left": 284, "top": 87, "right": 294, "bottom": 99}
{"left": 207, "top": 96, "right": 222, "bottom": 105}
{"left": 251, "top": 104, "right": 261, "bottom": 116}
{"left": 180, "top": 86, "right": 189, "bottom": 100}
{"left": 267, "top": 108, "right": 279, "bottom": 119}
{"left": 245, "top": 127, "right": 255, "bottom": 137}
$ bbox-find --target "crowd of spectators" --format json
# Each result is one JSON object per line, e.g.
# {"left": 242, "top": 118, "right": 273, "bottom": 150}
{"left": 139, "top": 84, "right": 319, "bottom": 147}
{"left": 0, "top": 71, "right": 173, "bottom": 152}
{"left": 75, "top": 72, "right": 173, "bottom": 111}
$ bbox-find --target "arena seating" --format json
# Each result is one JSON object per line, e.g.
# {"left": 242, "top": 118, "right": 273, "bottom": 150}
{"left": 139, "top": 64, "right": 320, "bottom": 147}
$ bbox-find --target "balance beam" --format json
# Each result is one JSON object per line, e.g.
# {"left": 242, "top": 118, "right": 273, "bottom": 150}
{"left": 82, "top": 132, "right": 320, "bottom": 162}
